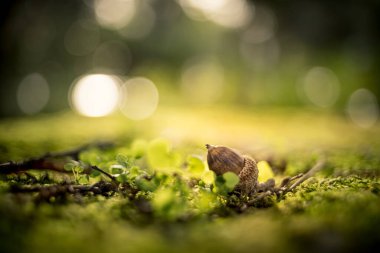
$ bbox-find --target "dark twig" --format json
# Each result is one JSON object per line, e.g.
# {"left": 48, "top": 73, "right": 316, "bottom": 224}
{"left": 10, "top": 181, "right": 118, "bottom": 198}
{"left": 0, "top": 142, "right": 114, "bottom": 176}
{"left": 0, "top": 158, "right": 69, "bottom": 174}
{"left": 279, "top": 173, "right": 304, "bottom": 188}
{"left": 91, "top": 165, "right": 116, "bottom": 182}
{"left": 11, "top": 184, "right": 82, "bottom": 193}
{"left": 285, "top": 159, "right": 325, "bottom": 193}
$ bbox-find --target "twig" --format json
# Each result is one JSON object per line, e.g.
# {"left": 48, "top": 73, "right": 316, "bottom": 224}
{"left": 10, "top": 181, "right": 117, "bottom": 197}
{"left": 91, "top": 165, "right": 116, "bottom": 182}
{"left": 279, "top": 173, "right": 304, "bottom": 188}
{"left": 285, "top": 159, "right": 325, "bottom": 193}
{"left": 0, "top": 158, "right": 69, "bottom": 174}
{"left": 0, "top": 142, "right": 114, "bottom": 176}
{"left": 11, "top": 184, "right": 85, "bottom": 193}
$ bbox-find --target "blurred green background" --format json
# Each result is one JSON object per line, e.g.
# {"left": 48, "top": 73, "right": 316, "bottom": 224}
{"left": 0, "top": 0, "right": 379, "bottom": 127}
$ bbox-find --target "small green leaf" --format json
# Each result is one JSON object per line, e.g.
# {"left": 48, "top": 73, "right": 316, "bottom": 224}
{"left": 131, "top": 139, "right": 148, "bottom": 158}
{"left": 116, "top": 154, "right": 130, "bottom": 168}
{"left": 257, "top": 161, "right": 275, "bottom": 183}
{"left": 187, "top": 156, "right": 205, "bottom": 177}
{"left": 78, "top": 175, "right": 89, "bottom": 184}
{"left": 111, "top": 164, "right": 124, "bottom": 174}
{"left": 73, "top": 165, "right": 84, "bottom": 173}
{"left": 63, "top": 163, "right": 74, "bottom": 172}
{"left": 136, "top": 178, "right": 157, "bottom": 192}
{"left": 223, "top": 172, "right": 240, "bottom": 190}
{"left": 79, "top": 150, "right": 100, "bottom": 164}
{"left": 129, "top": 166, "right": 142, "bottom": 178}
{"left": 147, "top": 138, "right": 182, "bottom": 171}
{"left": 147, "top": 139, "right": 170, "bottom": 169}
{"left": 89, "top": 169, "right": 101, "bottom": 178}
{"left": 116, "top": 173, "right": 128, "bottom": 183}
{"left": 201, "top": 170, "right": 215, "bottom": 185}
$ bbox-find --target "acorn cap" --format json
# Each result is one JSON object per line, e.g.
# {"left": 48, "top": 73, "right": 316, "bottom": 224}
{"left": 206, "top": 144, "right": 244, "bottom": 176}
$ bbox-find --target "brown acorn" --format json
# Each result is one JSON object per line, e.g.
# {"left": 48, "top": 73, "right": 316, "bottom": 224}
{"left": 206, "top": 144, "right": 244, "bottom": 176}
{"left": 206, "top": 144, "right": 259, "bottom": 194}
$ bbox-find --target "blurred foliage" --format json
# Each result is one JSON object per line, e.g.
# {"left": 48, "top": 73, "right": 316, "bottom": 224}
{"left": 0, "top": 0, "right": 379, "bottom": 117}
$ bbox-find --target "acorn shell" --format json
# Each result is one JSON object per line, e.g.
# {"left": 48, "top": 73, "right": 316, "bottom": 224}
{"left": 206, "top": 144, "right": 244, "bottom": 175}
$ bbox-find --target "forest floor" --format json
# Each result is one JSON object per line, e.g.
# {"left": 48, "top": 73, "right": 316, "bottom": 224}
{"left": 0, "top": 106, "right": 379, "bottom": 253}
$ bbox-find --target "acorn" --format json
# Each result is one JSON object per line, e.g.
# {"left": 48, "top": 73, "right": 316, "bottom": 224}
{"left": 206, "top": 144, "right": 244, "bottom": 175}
{"left": 206, "top": 144, "right": 259, "bottom": 194}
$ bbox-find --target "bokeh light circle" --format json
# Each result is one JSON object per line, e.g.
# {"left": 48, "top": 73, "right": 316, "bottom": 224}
{"left": 118, "top": 1, "right": 156, "bottom": 40}
{"left": 179, "top": 0, "right": 253, "bottom": 29}
{"left": 346, "top": 89, "right": 379, "bottom": 128}
{"left": 94, "top": 0, "right": 136, "bottom": 30}
{"left": 302, "top": 66, "right": 340, "bottom": 108}
{"left": 70, "top": 74, "right": 121, "bottom": 117}
{"left": 119, "top": 77, "right": 159, "bottom": 120}
{"left": 242, "top": 5, "right": 276, "bottom": 44}
{"left": 17, "top": 73, "right": 50, "bottom": 115}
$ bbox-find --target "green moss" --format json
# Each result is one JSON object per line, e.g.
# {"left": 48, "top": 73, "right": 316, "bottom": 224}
{"left": 1, "top": 108, "right": 380, "bottom": 252}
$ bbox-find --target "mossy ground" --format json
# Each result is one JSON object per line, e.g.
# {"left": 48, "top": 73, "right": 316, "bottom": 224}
{"left": 0, "top": 106, "right": 379, "bottom": 253}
